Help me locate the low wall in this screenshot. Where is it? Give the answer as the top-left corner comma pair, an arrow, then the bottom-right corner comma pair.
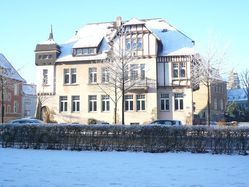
0,124 -> 249,155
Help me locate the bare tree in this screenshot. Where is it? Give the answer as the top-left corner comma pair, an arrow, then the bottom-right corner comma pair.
98,31 -> 145,124
192,41 -> 228,125
240,69 -> 249,109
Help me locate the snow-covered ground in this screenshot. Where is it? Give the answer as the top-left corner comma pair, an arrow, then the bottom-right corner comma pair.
0,148 -> 248,187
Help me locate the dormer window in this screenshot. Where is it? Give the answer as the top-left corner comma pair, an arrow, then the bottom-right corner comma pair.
73,48 -> 96,56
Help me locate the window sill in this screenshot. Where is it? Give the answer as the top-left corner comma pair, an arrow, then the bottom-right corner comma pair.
63,83 -> 79,86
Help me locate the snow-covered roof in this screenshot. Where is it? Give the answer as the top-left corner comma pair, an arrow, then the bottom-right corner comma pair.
56,23 -> 115,63
227,88 -> 248,102
23,84 -> 36,95
56,18 -> 195,62
39,38 -> 56,45
123,17 -> 145,26
145,19 -> 195,56
0,53 -> 25,82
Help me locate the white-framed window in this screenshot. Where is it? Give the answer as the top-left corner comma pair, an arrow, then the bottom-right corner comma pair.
126,37 -> 143,51
160,93 -> 170,111
174,93 -> 184,110
136,94 -> 145,111
59,96 -> 68,112
101,68 -> 109,83
101,95 -> 110,112
89,68 -> 97,84
64,69 -> 70,84
71,68 -> 77,84
89,95 -> 97,112
14,101 -> 18,113
64,68 -> 77,84
131,64 -> 139,81
126,39 -> 131,50
132,38 -> 137,50
172,62 -> 186,79
72,96 -> 80,112
125,95 -> 133,111
43,69 -> 48,85
137,38 -> 142,50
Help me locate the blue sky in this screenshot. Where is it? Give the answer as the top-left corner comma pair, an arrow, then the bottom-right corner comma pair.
0,0 -> 248,83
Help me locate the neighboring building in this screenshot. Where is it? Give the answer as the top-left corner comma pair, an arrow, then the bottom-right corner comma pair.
0,53 -> 25,123
22,83 -> 37,118
227,70 -> 240,89
193,81 -> 227,124
35,17 -> 196,125
227,88 -> 248,109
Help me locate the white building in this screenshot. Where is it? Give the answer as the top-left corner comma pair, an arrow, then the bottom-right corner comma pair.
22,83 -> 37,118
35,17 -> 196,125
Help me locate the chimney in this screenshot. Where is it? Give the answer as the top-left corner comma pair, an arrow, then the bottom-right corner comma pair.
115,16 -> 122,28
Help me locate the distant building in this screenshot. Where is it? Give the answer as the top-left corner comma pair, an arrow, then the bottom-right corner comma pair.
35,17 -> 197,125
227,88 -> 248,109
193,80 -> 227,124
227,70 -> 240,89
22,84 -> 37,118
0,53 -> 25,123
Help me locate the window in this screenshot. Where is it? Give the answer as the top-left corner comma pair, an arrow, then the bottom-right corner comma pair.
43,69 -> 48,85
89,68 -> 97,83
180,62 -> 186,78
59,96 -> 68,112
132,38 -> 137,50
14,84 -> 19,95
101,95 -> 110,112
126,39 -> 131,50
140,64 -> 145,80
83,48 -> 88,55
89,95 -> 97,112
125,95 -> 133,111
7,105 -> 11,114
76,48 -> 83,55
220,99 -> 224,110
174,93 -> 184,110
71,68 -> 77,84
64,69 -> 70,84
72,96 -> 80,112
137,38 -> 142,50
160,93 -> 170,111
102,68 -> 109,83
136,94 -> 145,111
64,68 -> 77,84
131,64 -> 139,80
172,62 -> 187,78
14,101 -> 18,113
89,48 -> 94,54
173,63 -> 178,78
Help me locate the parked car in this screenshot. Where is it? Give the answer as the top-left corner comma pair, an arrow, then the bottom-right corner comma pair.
7,118 -> 44,125
150,120 -> 182,126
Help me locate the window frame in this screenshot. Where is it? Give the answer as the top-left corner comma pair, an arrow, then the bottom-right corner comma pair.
101,95 -> 110,112
88,95 -> 97,112
125,95 -> 133,111
72,96 -> 80,112
160,93 -> 170,111
89,67 -> 97,84
136,94 -> 145,111
174,93 -> 184,111
43,69 -> 48,85
59,96 -> 68,112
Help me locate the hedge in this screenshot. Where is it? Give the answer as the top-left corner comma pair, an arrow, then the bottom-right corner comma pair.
0,124 -> 248,155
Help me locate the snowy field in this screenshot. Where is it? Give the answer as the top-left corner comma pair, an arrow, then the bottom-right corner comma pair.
0,148 -> 249,187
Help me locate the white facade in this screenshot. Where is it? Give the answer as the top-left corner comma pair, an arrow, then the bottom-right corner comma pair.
35,17 -> 195,125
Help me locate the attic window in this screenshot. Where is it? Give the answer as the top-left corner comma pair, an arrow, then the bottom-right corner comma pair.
74,48 -> 96,56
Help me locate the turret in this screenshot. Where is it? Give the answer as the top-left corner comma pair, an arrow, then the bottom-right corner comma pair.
35,25 -> 60,66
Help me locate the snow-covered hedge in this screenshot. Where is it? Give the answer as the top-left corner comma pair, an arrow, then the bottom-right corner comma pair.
0,124 -> 248,155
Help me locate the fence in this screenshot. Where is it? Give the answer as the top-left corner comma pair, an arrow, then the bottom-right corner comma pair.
0,124 -> 248,155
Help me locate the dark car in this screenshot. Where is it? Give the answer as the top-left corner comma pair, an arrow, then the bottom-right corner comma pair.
150,120 -> 182,126
7,118 -> 44,125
